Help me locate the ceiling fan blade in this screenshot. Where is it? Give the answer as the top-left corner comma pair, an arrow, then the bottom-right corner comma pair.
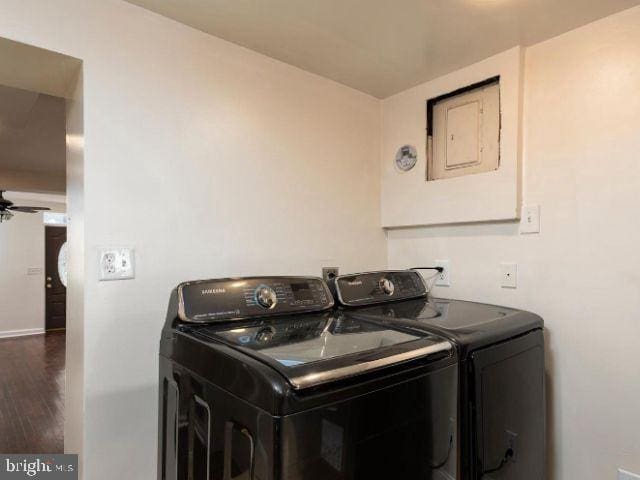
9,206 -> 51,211
9,207 -> 49,213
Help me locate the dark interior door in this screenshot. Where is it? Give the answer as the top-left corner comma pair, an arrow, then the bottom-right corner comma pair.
45,226 -> 67,331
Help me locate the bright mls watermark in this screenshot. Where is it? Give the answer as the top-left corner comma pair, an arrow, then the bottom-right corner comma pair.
0,455 -> 77,479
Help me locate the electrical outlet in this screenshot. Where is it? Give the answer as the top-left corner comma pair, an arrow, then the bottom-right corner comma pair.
434,260 -> 450,286
322,267 -> 339,282
520,204 -> 541,234
500,262 -> 517,288
99,248 -> 135,281
619,469 -> 640,480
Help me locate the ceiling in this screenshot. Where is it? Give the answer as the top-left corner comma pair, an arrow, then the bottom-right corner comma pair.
125,0 -> 640,98
0,84 -> 66,193
0,37 -> 81,99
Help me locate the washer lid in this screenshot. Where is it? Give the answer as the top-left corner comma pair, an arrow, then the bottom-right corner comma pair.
190,313 -> 452,390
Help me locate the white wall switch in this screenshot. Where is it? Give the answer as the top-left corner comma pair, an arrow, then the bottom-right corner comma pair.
435,260 -> 451,286
500,262 -> 517,288
99,247 -> 135,281
520,204 -> 541,234
619,469 -> 640,480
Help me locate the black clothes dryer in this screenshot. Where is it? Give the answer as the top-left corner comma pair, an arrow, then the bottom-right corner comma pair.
158,276 -> 459,480
330,270 -> 546,480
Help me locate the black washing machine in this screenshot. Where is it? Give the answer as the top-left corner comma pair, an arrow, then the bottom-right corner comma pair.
158,276 -> 459,480
330,270 -> 545,480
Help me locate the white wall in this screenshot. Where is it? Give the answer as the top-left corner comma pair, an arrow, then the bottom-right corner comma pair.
0,199 -> 65,336
381,47 -> 524,227
385,6 -> 640,479
0,1 -> 386,478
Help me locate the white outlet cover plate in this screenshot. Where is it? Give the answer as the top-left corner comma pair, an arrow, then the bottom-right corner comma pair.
500,262 -> 517,288
99,247 -> 135,281
434,260 -> 450,287
520,204 -> 541,234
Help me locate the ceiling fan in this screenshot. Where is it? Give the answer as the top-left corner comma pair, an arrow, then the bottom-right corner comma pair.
0,190 -> 51,222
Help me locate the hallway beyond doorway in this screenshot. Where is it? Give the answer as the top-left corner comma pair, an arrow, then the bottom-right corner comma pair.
0,331 -> 65,453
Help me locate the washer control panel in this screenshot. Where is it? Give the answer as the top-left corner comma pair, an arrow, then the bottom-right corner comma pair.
332,270 -> 427,307
177,276 -> 333,323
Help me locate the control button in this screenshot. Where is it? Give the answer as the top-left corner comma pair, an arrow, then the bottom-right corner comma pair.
379,278 -> 395,295
255,285 -> 278,309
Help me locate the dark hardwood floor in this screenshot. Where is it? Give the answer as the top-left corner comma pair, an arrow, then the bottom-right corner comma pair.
0,331 -> 65,453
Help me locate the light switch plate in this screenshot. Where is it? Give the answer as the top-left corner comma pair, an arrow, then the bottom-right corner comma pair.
619,469 -> 640,480
435,260 -> 451,286
520,205 -> 541,234
99,247 -> 135,281
500,262 -> 517,288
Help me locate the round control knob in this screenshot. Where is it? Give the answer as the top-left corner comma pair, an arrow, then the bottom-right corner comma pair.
255,285 -> 277,309
379,278 -> 395,295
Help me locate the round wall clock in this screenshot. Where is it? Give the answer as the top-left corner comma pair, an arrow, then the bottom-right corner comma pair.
395,145 -> 417,172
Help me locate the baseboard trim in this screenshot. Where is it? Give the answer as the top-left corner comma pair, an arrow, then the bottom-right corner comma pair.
0,328 -> 45,339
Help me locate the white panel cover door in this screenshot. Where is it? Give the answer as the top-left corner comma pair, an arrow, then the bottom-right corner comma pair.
430,82 -> 500,180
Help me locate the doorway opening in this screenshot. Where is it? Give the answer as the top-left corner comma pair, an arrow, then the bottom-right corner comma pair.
0,37 -> 83,457
0,191 -> 67,453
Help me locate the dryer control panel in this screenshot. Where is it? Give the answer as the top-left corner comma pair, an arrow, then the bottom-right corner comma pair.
177,276 -> 333,323
332,270 -> 427,307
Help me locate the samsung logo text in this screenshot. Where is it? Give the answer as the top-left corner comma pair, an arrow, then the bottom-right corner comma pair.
201,288 -> 226,295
